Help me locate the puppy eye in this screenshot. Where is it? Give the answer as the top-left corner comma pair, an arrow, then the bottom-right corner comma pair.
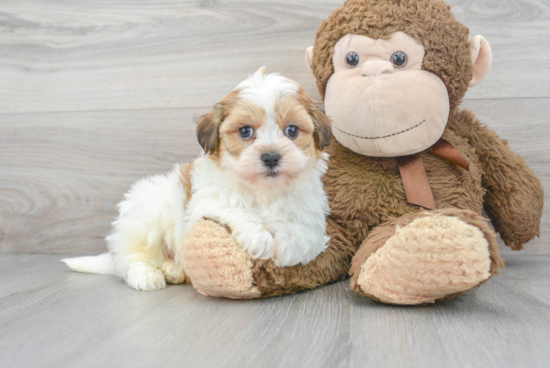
346,51 -> 360,68
391,51 -> 408,68
239,126 -> 254,140
285,125 -> 299,139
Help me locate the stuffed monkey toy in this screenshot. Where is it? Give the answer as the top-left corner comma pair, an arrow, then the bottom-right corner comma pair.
180,0 -> 544,304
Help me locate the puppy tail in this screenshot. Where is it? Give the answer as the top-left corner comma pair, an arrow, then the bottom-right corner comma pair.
61,252 -> 114,275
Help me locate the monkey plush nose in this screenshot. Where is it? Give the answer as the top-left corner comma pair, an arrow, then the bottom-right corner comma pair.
361,61 -> 394,76
262,152 -> 281,168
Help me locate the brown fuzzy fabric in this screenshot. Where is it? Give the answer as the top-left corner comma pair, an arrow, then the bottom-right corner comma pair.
447,110 -> 544,250
322,125 -> 486,246
311,0 -> 472,110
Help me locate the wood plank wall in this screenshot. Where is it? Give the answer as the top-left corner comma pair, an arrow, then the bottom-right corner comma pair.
1,0 -> 549,253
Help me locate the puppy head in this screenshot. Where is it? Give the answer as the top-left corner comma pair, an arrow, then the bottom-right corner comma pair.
196,68 -> 331,189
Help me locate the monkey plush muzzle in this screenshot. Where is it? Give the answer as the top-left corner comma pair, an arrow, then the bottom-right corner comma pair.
326,66 -> 450,157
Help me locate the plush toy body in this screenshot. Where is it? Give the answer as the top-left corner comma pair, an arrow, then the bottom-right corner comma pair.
181,0 -> 544,304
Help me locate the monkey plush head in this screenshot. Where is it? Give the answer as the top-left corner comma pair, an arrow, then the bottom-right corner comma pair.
305,0 -> 492,157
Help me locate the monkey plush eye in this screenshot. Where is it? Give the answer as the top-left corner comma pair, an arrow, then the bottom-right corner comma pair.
239,126 -> 254,139
285,125 -> 299,139
391,51 -> 408,68
346,51 -> 360,68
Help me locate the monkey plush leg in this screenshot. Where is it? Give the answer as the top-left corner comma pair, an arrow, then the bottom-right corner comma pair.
181,219 -> 356,299
350,209 -> 504,305
251,218 -> 356,297
448,110 -> 544,250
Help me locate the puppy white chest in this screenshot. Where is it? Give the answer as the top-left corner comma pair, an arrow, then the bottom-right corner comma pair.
184,155 -> 329,267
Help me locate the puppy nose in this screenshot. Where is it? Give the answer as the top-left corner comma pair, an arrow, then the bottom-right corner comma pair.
361,61 -> 393,76
261,152 -> 281,169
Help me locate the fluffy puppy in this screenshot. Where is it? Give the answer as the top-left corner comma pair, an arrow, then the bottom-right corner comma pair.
62,68 -> 332,291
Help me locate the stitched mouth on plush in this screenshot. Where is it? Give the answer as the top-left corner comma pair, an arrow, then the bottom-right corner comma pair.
333,119 -> 426,141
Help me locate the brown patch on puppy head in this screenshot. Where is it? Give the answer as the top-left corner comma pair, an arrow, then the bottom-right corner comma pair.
196,110 -> 220,155
274,94 -> 316,154
218,99 -> 266,157
311,0 -> 472,110
196,89 -> 242,156
296,88 -> 331,151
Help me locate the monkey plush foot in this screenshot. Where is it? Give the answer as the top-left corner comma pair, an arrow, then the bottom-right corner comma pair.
350,209 -> 504,305
181,220 -> 261,299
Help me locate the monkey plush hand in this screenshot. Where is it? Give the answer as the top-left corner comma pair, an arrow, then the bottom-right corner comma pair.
181,0 -> 543,304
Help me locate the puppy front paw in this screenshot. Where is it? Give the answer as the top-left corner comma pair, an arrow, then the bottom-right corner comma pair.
232,222 -> 274,260
273,230 -> 301,267
270,225 -> 329,268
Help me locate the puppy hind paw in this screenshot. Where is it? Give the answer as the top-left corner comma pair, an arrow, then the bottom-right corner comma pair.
161,261 -> 188,284
126,264 -> 167,291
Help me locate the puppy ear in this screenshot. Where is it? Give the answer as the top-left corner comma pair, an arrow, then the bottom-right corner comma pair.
196,108 -> 223,155
312,107 -> 332,151
196,89 -> 240,154
256,66 -> 268,76
297,88 -> 332,150
305,46 -> 314,69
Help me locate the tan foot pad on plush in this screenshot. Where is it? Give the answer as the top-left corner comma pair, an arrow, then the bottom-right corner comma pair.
182,220 -> 261,299
358,214 -> 492,305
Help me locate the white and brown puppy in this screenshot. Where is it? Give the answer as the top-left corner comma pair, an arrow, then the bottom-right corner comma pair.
62,68 -> 332,291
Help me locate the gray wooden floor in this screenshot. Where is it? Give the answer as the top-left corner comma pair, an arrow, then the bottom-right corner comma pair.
1,248 -> 550,368
1,0 -> 550,367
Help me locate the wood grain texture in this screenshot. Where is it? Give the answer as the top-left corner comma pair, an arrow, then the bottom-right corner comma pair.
1,0 -> 548,253
0,254 -> 352,368
1,0 -> 549,115
1,249 -> 549,368
0,108 -> 203,253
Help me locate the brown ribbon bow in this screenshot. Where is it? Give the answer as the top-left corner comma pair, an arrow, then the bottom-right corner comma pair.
396,139 -> 473,210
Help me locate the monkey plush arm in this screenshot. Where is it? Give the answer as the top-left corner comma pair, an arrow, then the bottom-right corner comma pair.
448,110 -> 544,250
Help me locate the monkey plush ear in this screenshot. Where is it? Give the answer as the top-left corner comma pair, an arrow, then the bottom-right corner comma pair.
305,46 -> 314,69
469,35 -> 492,87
